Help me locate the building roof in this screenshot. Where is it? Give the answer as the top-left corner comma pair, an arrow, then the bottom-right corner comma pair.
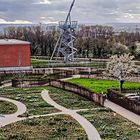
0,39 -> 30,45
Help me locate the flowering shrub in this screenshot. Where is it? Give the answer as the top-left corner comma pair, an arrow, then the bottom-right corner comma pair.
106,53 -> 136,92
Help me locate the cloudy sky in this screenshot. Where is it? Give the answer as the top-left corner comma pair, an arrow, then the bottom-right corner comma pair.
0,0 -> 140,24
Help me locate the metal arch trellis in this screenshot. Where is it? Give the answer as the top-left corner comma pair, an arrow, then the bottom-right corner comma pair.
50,0 -> 77,63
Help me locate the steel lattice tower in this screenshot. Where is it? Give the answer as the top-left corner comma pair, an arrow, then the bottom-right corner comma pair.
50,0 -> 77,63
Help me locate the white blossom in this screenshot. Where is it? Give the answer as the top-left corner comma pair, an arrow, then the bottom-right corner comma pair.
135,42 -> 140,56
107,53 -> 136,81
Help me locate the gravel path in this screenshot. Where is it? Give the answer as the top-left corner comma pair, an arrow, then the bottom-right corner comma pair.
0,97 -> 27,127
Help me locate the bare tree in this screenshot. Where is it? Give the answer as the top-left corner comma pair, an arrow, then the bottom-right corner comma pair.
112,42 -> 129,55
1,25 -> 140,60
135,42 -> 140,60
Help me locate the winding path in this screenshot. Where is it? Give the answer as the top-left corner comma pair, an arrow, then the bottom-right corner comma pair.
0,97 -> 27,127
0,90 -> 101,140
41,90 -> 101,140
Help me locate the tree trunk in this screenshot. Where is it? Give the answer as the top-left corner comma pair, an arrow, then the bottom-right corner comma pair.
0,77 -> 2,86
119,79 -> 124,93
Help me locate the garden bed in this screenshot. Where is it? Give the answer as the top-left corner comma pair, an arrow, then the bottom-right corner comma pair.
0,87 -> 59,116
48,79 -> 105,105
79,109 -> 140,140
0,115 -> 88,139
46,86 -> 100,109
0,100 -> 17,114
47,86 -> 140,139
1,85 -> 140,139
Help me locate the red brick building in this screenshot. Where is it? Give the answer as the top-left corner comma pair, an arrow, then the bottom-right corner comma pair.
0,39 -> 31,71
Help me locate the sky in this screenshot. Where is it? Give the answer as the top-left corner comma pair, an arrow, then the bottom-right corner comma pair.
0,0 -> 140,24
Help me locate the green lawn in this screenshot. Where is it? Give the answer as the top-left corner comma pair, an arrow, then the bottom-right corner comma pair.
31,59 -> 48,68
0,101 -> 17,114
0,115 -> 88,140
68,78 -> 140,94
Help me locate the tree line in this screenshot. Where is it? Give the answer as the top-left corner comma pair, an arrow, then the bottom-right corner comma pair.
0,25 -> 140,60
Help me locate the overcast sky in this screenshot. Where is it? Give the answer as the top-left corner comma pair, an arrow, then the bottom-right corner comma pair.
0,0 -> 140,24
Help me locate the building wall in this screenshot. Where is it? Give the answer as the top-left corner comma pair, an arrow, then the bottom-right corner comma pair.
0,44 -> 31,68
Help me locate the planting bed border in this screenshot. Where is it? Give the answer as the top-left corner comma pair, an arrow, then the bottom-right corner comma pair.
107,89 -> 140,115
48,79 -> 105,106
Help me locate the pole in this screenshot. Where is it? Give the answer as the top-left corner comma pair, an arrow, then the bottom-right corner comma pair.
65,0 -> 76,24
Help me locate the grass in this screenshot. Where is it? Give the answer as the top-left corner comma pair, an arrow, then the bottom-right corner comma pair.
0,115 -> 88,140
0,86 -> 140,139
68,78 -> 140,94
0,87 -> 58,116
31,59 -> 106,68
31,58 -> 140,69
46,86 -> 100,109
0,75 -> 13,82
0,100 -> 17,114
79,109 -> 140,140
44,87 -> 140,139
31,59 -> 48,68
0,85 -> 99,116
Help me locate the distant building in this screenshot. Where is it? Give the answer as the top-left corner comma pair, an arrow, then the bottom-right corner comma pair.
40,24 -> 59,33
0,39 -> 31,71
